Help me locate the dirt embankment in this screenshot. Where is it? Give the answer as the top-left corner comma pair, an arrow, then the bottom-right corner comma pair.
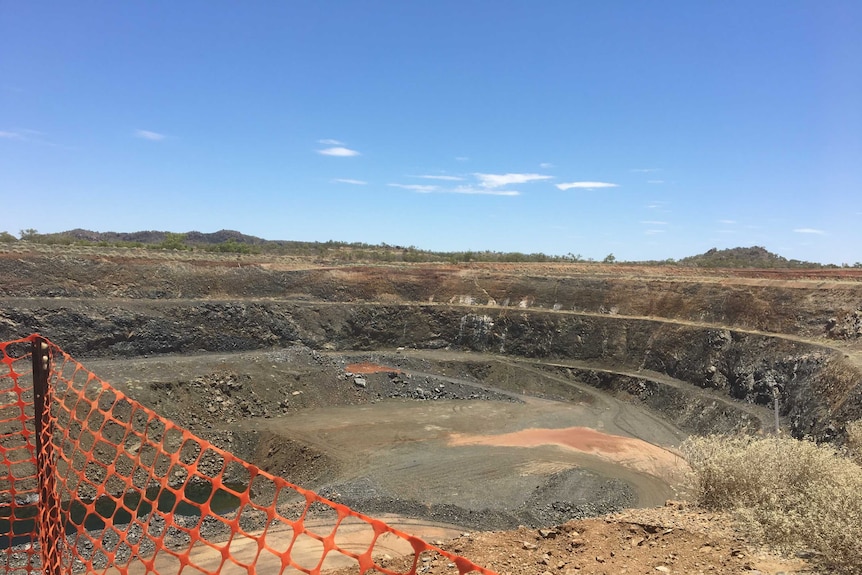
3,247 -> 862,338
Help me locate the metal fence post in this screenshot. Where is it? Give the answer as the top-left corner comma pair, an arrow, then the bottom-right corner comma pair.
32,336 -> 62,575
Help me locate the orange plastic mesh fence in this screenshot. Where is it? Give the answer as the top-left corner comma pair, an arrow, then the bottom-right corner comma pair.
1,335 -> 496,575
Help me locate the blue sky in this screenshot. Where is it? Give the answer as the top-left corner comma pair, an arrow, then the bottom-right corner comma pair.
2,2 -> 860,263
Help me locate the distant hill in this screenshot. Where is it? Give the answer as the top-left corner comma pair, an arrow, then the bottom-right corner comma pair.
9,229 -> 575,263
50,228 -> 268,246
6,230 -> 835,268
678,246 -> 814,268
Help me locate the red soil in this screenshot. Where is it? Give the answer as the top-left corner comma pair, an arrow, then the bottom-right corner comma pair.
346,362 -> 402,374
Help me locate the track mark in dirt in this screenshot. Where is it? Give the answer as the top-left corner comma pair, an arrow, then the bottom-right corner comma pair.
449,426 -> 688,480
515,460 -> 578,476
346,362 -> 402,374
108,515 -> 464,575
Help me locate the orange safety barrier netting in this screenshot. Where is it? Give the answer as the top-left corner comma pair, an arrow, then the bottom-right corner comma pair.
1,335 -> 496,575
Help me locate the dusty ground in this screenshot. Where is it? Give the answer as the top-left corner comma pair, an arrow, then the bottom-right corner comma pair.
365,504 -> 815,575
110,506 -> 814,575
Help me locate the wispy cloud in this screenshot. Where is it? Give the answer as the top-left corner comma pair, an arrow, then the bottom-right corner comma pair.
793,228 -> 827,235
455,156 -> 469,162
540,162 -> 554,168
390,182 -> 520,196
389,183 -> 439,193
452,186 -> 520,196
647,180 -> 665,184
631,168 -> 661,173
1,128 -> 63,147
718,219 -> 736,224
318,138 -> 345,145
318,146 -> 360,157
412,174 -> 464,181
135,129 -> 166,141
475,173 -> 552,188
641,220 -> 667,225
333,178 -> 367,185
556,181 -> 618,191
645,229 -> 665,235
0,130 -> 25,140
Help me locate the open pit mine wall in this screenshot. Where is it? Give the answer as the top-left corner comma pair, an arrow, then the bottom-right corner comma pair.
1,300 -> 859,441
3,252 -> 862,341
334,305 -> 860,440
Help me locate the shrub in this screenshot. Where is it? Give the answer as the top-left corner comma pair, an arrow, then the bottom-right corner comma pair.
682,435 -> 862,573
152,232 -> 190,251
847,419 -> 862,466
204,239 -> 260,254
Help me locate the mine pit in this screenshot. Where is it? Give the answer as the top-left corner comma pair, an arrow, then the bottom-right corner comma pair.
3,247 -> 862,573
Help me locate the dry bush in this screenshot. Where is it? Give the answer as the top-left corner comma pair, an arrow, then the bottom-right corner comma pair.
847,419 -> 862,466
813,359 -> 862,412
682,435 -> 862,574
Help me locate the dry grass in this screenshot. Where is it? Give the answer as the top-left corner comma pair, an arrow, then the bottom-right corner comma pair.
847,419 -> 862,466
682,435 -> 862,574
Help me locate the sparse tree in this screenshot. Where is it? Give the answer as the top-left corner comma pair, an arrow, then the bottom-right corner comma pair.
603,253 -> 616,264
158,232 -> 188,250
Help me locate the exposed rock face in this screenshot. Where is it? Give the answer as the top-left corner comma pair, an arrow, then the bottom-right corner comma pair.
2,299 -> 860,440
4,248 -> 862,341
1,301 -> 301,355
2,247 -> 861,442
827,309 -> 862,340
336,306 -> 860,440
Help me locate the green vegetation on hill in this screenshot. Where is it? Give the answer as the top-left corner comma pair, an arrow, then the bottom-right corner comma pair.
4,229 -> 856,268
3,229 -> 582,263
675,245 -> 862,269
680,246 -> 791,268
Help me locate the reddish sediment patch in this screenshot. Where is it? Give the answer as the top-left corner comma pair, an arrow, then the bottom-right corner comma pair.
346,362 -> 402,374
449,426 -> 687,480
